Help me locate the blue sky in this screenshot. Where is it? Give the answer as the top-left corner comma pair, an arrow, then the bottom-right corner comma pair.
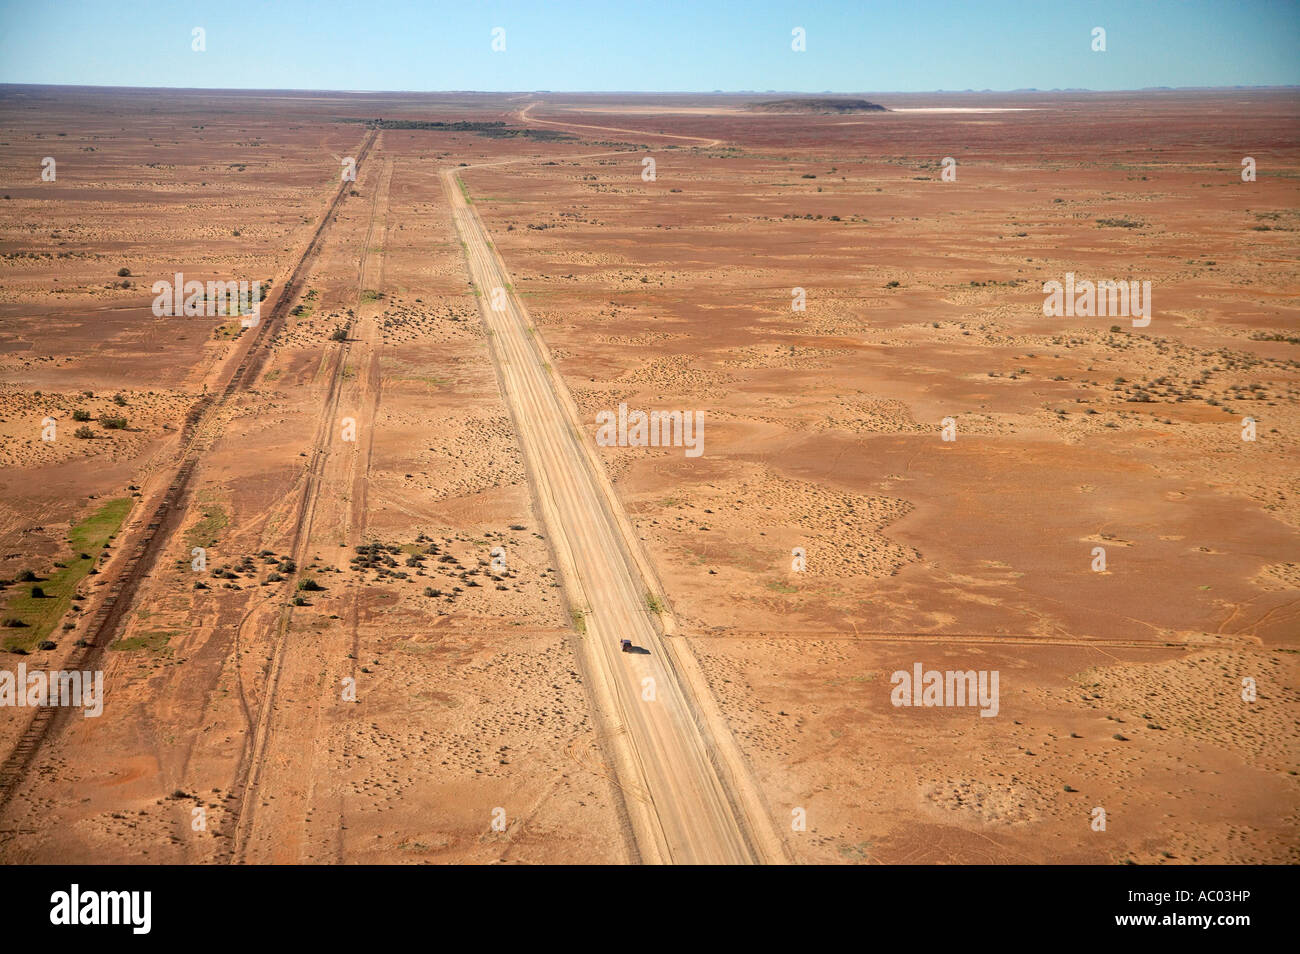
1,0 -> 1296,92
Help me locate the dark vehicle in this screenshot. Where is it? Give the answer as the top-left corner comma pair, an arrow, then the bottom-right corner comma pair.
620,638 -> 632,653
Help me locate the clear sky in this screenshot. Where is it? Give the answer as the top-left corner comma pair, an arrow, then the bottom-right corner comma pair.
1,0 -> 1296,93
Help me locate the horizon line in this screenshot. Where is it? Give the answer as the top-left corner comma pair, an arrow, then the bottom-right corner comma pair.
3,82 -> 1299,97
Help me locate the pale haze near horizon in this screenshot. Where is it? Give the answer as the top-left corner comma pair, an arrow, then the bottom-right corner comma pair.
1,0 -> 1298,93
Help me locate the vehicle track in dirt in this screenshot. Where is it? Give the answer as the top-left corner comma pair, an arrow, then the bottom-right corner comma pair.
226,152 -> 391,864
518,102 -> 724,148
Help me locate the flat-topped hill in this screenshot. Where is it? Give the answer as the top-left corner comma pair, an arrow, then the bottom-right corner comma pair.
746,98 -> 887,113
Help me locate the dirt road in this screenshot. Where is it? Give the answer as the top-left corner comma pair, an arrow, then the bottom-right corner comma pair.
442,167 -> 784,865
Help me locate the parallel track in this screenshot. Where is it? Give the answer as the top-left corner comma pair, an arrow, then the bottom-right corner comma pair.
227,152 -> 390,863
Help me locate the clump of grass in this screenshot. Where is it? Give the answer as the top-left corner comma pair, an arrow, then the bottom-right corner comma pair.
185,497 -> 228,551
112,630 -> 175,654
1,498 -> 131,651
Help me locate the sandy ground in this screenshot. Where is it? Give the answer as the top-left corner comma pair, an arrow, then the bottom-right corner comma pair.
0,86 -> 1296,864
0,90 -> 627,863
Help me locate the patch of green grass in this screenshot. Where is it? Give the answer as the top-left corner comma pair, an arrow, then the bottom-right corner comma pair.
185,498 -> 228,551
455,177 -> 472,203
767,581 -> 798,594
412,374 -> 448,387
570,608 -> 587,634
112,629 -> 176,654
213,319 -> 246,340
1,497 -> 132,651
644,591 -> 664,615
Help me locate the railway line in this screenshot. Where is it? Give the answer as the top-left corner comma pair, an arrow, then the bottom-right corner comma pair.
0,129 -> 379,821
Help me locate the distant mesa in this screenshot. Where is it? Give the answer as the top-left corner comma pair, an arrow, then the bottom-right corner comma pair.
747,98 -> 888,114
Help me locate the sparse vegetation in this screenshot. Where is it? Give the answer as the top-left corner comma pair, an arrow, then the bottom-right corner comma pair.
1,498 -> 131,651
1095,217 -> 1145,229
112,630 -> 174,653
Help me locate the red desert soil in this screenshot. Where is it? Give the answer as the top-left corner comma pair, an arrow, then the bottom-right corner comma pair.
0,86 -> 1296,864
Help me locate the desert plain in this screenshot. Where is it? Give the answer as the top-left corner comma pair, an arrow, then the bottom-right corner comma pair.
0,85 -> 1296,864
